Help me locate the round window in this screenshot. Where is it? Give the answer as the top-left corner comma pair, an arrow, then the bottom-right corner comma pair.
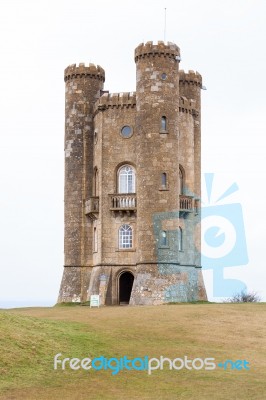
161,73 -> 167,80
121,125 -> 133,138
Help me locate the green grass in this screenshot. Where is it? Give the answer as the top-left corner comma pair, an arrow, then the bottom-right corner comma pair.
0,303 -> 265,399
54,301 -> 90,307
166,300 -> 213,304
0,312 -> 111,391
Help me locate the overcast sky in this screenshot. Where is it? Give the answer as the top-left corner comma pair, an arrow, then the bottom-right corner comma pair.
0,0 -> 265,306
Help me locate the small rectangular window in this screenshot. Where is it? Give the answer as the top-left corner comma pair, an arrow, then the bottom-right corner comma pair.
162,173 -> 167,188
161,116 -> 167,131
94,227 -> 98,252
160,116 -> 168,133
178,227 -> 183,251
161,231 -> 167,246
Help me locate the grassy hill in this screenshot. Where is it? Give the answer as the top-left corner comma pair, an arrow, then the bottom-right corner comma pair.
0,303 -> 265,400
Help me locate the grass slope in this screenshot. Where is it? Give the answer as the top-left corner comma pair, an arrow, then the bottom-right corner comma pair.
0,303 -> 265,400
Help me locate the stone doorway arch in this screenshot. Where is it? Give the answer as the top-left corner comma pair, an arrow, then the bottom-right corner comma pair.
118,271 -> 134,305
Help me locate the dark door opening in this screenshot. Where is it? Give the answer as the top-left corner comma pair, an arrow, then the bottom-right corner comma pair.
119,272 -> 134,305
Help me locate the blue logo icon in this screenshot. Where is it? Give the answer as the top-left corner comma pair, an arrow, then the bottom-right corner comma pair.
200,173 -> 249,296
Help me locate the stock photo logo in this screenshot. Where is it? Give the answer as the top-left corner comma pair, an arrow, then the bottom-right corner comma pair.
200,173 -> 249,296
152,173 -> 249,299
53,354 -> 250,375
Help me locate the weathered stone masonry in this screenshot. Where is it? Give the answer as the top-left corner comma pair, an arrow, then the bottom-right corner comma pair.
58,41 -> 207,305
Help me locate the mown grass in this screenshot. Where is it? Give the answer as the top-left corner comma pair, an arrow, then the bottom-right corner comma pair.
0,312 -> 112,392
0,303 -> 265,400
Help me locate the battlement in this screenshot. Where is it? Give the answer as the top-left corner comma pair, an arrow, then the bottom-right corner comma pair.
64,63 -> 105,82
135,41 -> 180,62
94,92 -> 136,113
179,96 -> 198,116
179,70 -> 202,87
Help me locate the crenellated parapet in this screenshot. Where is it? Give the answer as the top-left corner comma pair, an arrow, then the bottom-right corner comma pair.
135,41 -> 180,62
64,63 -> 105,82
94,92 -> 196,115
94,92 -> 136,113
179,70 -> 202,87
179,96 -> 198,116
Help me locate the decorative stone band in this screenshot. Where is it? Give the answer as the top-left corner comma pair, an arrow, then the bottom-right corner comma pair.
64,63 -> 105,82
94,92 -> 136,113
63,263 -> 202,267
179,69 -> 202,87
135,41 -> 180,62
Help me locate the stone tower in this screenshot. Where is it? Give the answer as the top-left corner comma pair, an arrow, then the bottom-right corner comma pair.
58,41 -> 207,305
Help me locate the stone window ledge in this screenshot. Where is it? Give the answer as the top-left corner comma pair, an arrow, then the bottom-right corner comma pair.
116,248 -> 136,252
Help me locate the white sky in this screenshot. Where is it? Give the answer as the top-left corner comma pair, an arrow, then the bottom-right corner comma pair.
0,0 -> 265,306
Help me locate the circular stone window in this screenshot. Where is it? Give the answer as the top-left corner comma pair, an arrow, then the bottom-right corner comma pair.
161,73 -> 167,80
121,125 -> 133,138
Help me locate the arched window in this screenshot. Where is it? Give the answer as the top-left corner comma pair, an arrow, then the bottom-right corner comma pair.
161,116 -> 167,131
119,224 -> 133,249
161,172 -> 167,188
178,227 -> 183,251
179,166 -> 184,195
118,165 -> 135,193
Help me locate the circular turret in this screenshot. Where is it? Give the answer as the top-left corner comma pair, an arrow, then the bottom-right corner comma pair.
135,41 -> 180,62
64,63 -> 105,82
135,41 -> 180,263
179,70 -> 202,112
179,70 -> 202,207
179,70 -> 202,86
64,62 -> 105,271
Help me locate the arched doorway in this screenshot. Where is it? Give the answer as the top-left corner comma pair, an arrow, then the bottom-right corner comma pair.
119,271 -> 134,305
